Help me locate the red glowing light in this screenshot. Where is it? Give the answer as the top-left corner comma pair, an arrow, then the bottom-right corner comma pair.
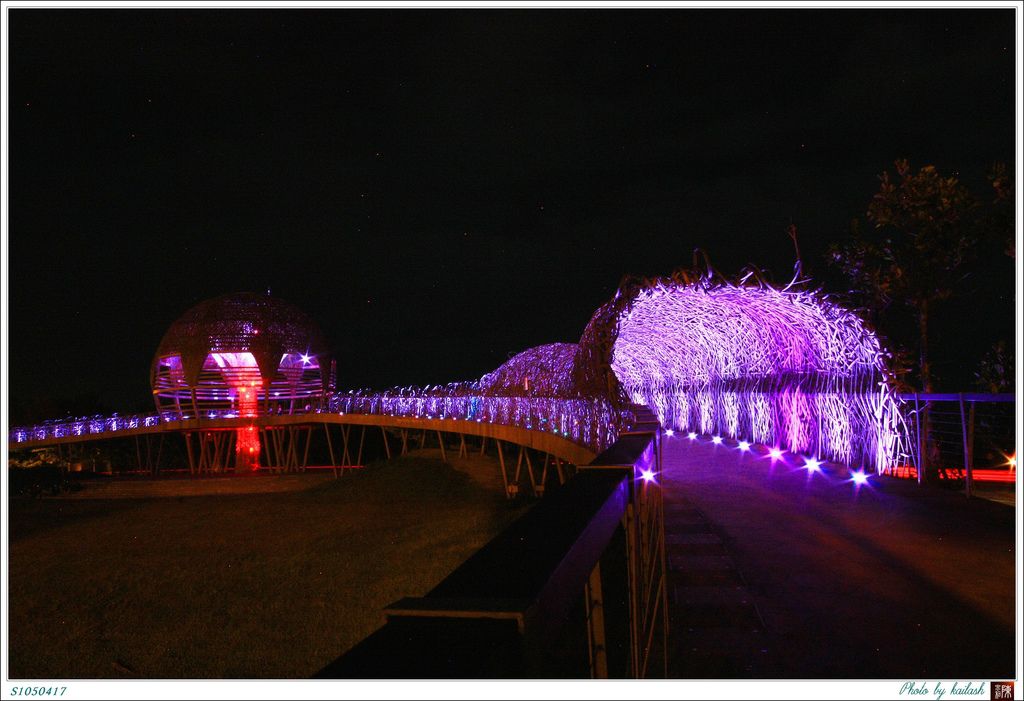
233,381 -> 261,469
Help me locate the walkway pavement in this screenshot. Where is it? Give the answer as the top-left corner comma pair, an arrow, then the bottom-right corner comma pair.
661,436 -> 1016,679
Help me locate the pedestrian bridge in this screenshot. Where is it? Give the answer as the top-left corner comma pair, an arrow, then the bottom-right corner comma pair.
10,264 -> 905,478
8,264 -> 916,678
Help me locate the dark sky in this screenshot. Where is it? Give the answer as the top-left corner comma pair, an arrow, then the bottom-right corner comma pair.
7,8 -> 1017,422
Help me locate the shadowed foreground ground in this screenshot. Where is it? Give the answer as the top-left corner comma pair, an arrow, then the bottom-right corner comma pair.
8,452 -> 523,679
662,436 -> 1017,678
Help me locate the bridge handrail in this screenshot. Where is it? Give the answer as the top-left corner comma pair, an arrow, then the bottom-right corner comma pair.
9,393 -> 627,454
8,412 -> 165,444
315,430 -> 658,678
330,393 -> 622,453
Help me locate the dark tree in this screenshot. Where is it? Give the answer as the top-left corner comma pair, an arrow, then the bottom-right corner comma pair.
829,160 -> 1013,477
828,159 -> 976,393
984,161 -> 1016,260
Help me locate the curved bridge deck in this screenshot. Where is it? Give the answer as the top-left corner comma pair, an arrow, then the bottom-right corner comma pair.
659,434 -> 1015,678
8,411 -> 598,466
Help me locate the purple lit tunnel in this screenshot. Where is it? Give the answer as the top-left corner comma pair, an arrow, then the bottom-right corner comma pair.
601,274 -> 904,472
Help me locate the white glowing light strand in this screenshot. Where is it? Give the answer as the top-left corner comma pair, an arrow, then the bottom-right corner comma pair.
607,278 -> 905,472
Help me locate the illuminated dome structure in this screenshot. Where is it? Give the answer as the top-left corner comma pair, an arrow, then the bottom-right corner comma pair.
479,343 -> 585,397
151,292 -> 334,466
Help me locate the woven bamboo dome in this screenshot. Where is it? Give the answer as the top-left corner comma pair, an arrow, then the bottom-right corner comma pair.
478,343 -> 583,397
151,292 -> 333,418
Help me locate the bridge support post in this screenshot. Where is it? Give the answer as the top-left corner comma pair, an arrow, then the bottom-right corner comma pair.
342,426 -> 352,466
324,424 -> 338,477
288,428 -> 299,471
380,427 -> 392,460
538,454 -> 550,496
437,431 -> 447,464
357,426 -> 366,466
914,393 -> 924,485
200,432 -> 214,474
625,468 -> 669,679
221,431 -> 234,472
495,440 -> 511,498
967,401 -> 975,475
959,393 -> 972,498
259,428 -> 271,471
213,431 -> 226,472
184,432 -> 196,475
203,432 -> 214,473
263,428 -> 276,471
585,561 -> 608,678
302,426 -> 313,471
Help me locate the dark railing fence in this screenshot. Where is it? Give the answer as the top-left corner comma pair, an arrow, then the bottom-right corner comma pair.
894,393 -> 1016,497
315,409 -> 668,679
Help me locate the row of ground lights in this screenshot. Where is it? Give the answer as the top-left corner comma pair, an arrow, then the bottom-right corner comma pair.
663,428 -> 872,486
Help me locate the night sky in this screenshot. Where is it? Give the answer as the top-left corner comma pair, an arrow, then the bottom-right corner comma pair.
8,9 -> 1017,423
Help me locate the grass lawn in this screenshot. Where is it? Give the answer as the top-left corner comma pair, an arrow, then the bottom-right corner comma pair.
8,453 -> 525,678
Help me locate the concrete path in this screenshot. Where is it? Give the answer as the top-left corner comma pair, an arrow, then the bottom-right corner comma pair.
661,435 -> 1016,679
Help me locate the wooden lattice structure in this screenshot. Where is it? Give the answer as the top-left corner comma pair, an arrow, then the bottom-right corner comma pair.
151,292 -> 334,419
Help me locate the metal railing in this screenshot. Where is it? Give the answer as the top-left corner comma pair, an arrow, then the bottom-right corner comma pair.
315,410 -> 668,678
8,413 -> 163,443
330,393 -> 623,454
894,393 -> 1016,497
10,393 -> 625,456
